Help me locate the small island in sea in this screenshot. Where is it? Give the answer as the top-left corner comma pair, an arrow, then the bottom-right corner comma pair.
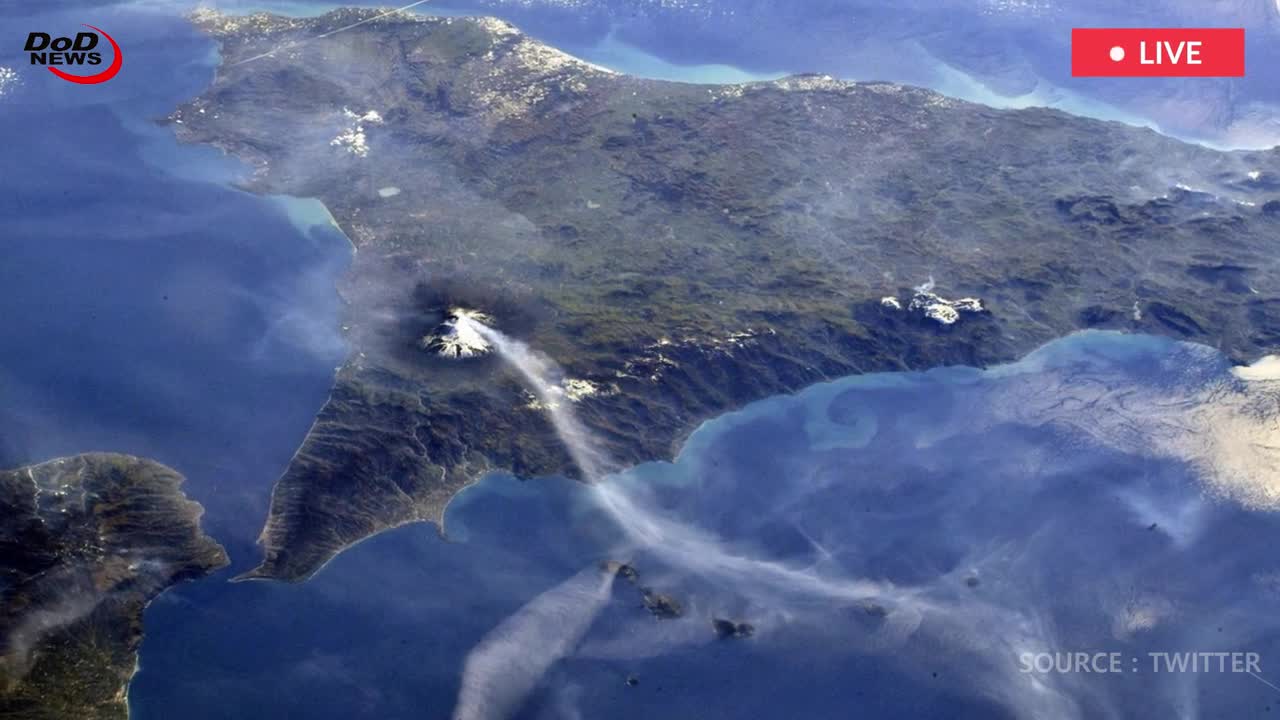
0,454 -> 227,719
171,7 -> 1280,582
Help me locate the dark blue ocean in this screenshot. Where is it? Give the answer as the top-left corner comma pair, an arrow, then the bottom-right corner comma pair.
4,3 -> 1280,720
123,328 -> 1280,720
0,6 -> 350,554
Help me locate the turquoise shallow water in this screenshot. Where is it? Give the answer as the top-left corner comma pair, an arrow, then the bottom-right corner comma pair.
0,5 -> 350,558
4,3 -> 1280,718
133,331 -> 1280,719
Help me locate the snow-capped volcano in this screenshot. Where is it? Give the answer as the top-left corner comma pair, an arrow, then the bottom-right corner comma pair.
423,308 -> 494,358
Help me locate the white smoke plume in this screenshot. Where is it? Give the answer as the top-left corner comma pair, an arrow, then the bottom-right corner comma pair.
451,564 -> 617,720
463,317 -> 891,603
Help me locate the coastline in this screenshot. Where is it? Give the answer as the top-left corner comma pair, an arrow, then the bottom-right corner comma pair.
167,4 -> 1280,584
127,326 -> 1280,719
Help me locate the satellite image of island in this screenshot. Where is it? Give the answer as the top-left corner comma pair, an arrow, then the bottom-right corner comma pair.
3,1 -> 1280,719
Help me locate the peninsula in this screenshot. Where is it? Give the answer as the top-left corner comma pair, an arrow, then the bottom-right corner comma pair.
173,8 -> 1280,581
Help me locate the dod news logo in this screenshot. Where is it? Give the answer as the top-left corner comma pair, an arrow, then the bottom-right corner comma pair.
23,24 -> 122,84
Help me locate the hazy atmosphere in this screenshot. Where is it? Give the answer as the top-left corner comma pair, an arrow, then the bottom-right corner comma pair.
2,1 -> 1279,718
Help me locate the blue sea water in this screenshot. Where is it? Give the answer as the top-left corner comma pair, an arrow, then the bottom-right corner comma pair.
0,4 -> 349,556
130,330 -> 1280,719
4,3 -> 1280,720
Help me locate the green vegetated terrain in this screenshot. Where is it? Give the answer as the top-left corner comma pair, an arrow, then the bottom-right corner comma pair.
173,8 -> 1280,581
0,454 -> 227,719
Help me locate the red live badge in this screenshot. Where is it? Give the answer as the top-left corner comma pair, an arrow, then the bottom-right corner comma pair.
1071,28 -> 1244,77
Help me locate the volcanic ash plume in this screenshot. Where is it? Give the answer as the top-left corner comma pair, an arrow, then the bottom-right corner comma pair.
458,315 -> 888,603
458,316 -> 610,478
451,565 -> 617,720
